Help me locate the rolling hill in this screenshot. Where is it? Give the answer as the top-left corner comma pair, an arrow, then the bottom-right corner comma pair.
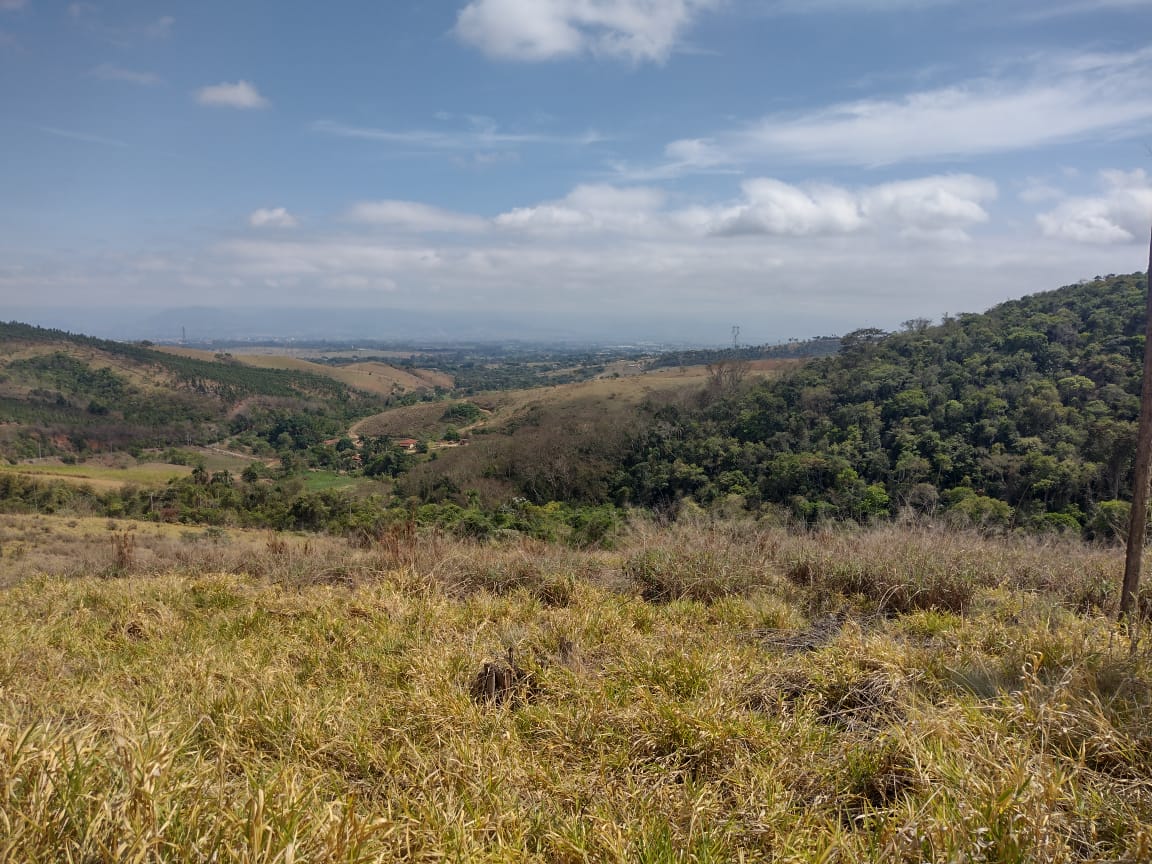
0,321 -> 385,459
154,346 -> 452,395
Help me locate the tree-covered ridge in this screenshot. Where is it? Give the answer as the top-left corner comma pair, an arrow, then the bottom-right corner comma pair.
645,335 -> 842,370
618,274 -> 1147,535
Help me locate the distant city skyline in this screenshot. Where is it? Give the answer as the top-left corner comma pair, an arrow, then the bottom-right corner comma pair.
2,0 -> 1151,341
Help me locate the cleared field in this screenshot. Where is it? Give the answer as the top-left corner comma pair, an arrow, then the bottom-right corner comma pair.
184,447 -> 267,472
0,459 -> 192,490
300,469 -> 381,493
0,517 -> 1149,860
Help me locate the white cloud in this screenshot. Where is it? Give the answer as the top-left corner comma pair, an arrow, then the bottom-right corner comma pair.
249,208 -> 299,229
0,0 -> 27,11
677,174 -> 995,239
454,0 -> 720,63
652,48 -> 1152,169
195,80 -> 268,110
863,175 -> 995,233
496,184 -> 666,232
314,119 -> 604,151
347,201 -> 487,233
1037,169 -> 1152,244
685,180 -> 865,237
488,175 -> 994,240
90,63 -> 162,86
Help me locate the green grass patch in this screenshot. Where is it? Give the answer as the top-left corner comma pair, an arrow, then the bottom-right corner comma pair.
299,470 -> 377,492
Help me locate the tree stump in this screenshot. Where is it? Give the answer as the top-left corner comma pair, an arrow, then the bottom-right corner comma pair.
470,647 -> 531,706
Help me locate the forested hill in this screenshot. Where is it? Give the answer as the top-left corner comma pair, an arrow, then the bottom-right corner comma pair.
618,273 -> 1148,536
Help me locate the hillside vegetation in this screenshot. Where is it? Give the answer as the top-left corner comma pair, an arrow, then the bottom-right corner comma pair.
360,363 -> 796,507
0,321 -> 384,459
155,346 -> 453,396
610,274 -> 1150,537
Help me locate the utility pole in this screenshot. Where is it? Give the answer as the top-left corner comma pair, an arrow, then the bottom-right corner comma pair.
1121,218 -> 1152,619
731,325 -> 740,351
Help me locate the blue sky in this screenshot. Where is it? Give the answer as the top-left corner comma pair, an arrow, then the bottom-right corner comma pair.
2,0 -> 1152,342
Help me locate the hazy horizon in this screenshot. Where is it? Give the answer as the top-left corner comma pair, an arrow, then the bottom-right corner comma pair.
2,0 -> 1151,335
1,301 -> 902,346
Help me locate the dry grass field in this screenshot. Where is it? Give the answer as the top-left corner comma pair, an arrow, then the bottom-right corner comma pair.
1,514 -> 1150,861
0,449 -> 259,492
0,460 -> 194,491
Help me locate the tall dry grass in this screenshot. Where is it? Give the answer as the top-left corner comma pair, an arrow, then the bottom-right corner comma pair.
0,513 -> 1150,860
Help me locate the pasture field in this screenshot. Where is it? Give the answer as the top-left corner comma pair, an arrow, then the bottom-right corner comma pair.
0,459 -> 193,490
0,449 -> 260,491
0,515 -> 1149,861
299,470 -> 382,493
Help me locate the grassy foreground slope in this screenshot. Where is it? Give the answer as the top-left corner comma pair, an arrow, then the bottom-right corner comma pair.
1,515 -> 1150,861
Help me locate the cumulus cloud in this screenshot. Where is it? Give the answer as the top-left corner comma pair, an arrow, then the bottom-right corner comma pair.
1037,169 -> 1152,244
651,48 -> 1152,169
685,180 -> 865,237
454,0 -> 720,63
249,208 -> 298,229
863,175 -> 996,234
496,184 -> 666,232
491,175 -> 994,241
195,80 -> 268,109
682,175 -> 995,239
347,200 -> 487,233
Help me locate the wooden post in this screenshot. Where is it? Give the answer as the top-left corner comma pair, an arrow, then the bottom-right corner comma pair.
1120,220 -> 1152,619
